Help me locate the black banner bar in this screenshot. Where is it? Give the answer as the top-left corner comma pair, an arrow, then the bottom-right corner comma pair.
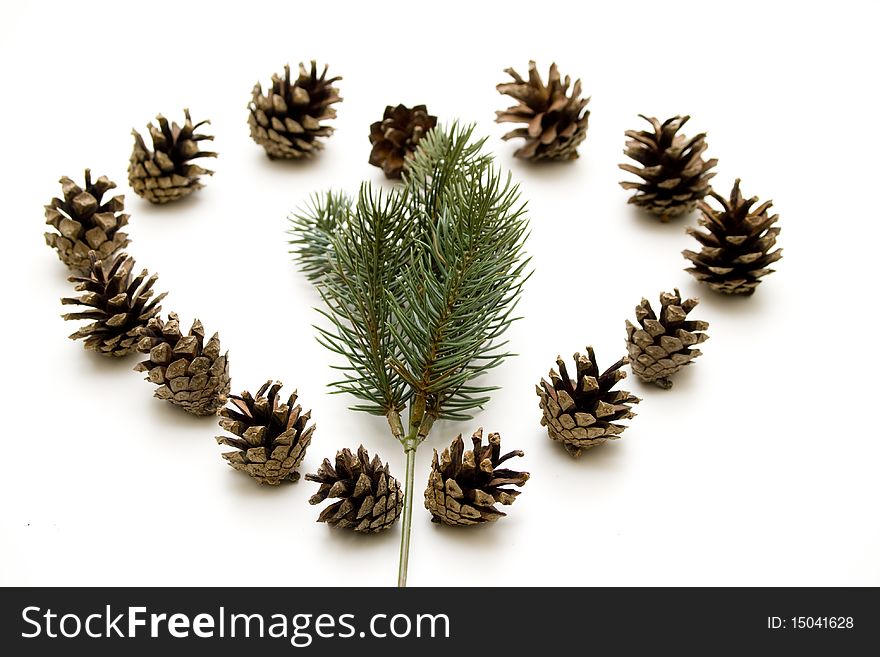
1,587 -> 876,655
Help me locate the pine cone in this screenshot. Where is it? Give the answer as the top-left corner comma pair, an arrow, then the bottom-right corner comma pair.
625,290 -> 709,389
425,429 -> 529,527
619,115 -> 717,221
128,109 -> 216,204
495,61 -> 590,161
216,381 -> 315,485
536,348 -> 640,457
305,446 -> 402,533
683,179 -> 782,295
61,251 -> 167,357
248,62 -> 342,160
135,312 -> 230,416
368,104 -> 437,178
44,170 -> 130,272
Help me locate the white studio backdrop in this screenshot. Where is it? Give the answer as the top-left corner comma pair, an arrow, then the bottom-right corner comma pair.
1,0 -> 878,586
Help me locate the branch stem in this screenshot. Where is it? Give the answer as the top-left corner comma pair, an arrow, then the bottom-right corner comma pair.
397,432 -> 418,588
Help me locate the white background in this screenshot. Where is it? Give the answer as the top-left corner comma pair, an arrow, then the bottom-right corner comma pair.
1,0 -> 878,587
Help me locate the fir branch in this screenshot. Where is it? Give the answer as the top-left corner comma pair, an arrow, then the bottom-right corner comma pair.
289,123 -> 532,586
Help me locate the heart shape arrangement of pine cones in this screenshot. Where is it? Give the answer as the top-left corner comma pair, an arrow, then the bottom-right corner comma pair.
43,54 -> 783,588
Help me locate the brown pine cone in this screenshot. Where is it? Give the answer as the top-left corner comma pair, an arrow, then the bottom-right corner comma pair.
537,348 -> 640,457
496,61 -> 590,161
306,446 -> 403,533
248,61 -> 342,160
216,381 -> 315,485
135,312 -> 230,416
683,179 -> 782,295
128,109 -> 217,204
62,251 -> 166,357
44,170 -> 130,272
619,115 -> 717,221
368,104 -> 437,178
424,429 -> 529,526
625,289 -> 709,389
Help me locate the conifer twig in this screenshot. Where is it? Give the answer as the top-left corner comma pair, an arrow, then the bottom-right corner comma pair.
290,123 -> 530,586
